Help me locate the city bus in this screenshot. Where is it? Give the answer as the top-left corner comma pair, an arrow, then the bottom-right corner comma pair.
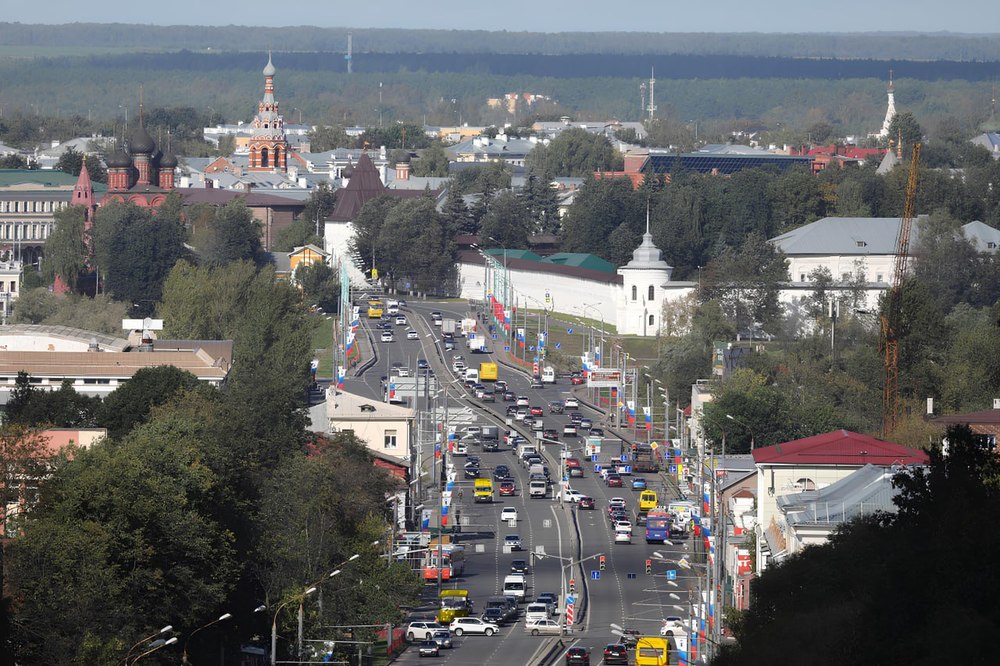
645,508 -> 671,544
436,589 -> 471,624
423,545 -> 466,581
635,636 -> 670,666
367,299 -> 384,318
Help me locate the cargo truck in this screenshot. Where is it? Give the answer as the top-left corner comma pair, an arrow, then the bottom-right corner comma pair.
479,362 -> 498,381
461,318 -> 477,337
481,425 -> 500,442
633,444 -> 661,473
474,478 -> 494,503
442,319 -> 457,335
468,336 -> 487,353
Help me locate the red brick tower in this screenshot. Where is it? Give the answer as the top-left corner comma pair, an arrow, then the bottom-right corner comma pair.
248,52 -> 288,172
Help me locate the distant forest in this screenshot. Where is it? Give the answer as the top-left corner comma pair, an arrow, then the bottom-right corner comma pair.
2,23 -> 1000,61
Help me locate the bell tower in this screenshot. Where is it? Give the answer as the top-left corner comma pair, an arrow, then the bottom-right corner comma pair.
248,52 -> 289,172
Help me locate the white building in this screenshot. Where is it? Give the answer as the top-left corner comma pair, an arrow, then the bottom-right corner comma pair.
326,387 -> 415,463
616,221 -> 695,337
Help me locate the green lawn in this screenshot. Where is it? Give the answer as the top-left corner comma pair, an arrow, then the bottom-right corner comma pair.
310,314 -> 336,379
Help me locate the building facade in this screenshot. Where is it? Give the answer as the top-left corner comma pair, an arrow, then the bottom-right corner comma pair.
247,53 -> 289,173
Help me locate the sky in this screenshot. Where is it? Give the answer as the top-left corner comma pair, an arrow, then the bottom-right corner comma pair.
5,0 -> 999,33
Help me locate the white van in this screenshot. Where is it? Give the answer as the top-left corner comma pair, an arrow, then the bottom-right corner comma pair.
529,479 -> 548,498
386,300 -> 400,315
525,603 -> 549,624
503,575 -> 527,602
464,368 -> 479,383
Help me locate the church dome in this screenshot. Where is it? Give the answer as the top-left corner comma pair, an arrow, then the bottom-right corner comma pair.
160,152 -> 178,169
263,52 -> 276,76
129,125 -> 156,155
342,164 -> 354,178
624,231 -> 671,271
105,149 -> 132,169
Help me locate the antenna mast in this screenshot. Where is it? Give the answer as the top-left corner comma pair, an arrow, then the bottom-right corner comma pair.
646,67 -> 657,120
346,33 -> 353,74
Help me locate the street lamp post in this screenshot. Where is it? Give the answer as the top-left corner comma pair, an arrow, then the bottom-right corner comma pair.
123,624 -> 173,665
534,551 -> 604,634
182,613 -> 232,665
271,588 -> 316,666
130,637 -> 178,665
724,413 -> 755,452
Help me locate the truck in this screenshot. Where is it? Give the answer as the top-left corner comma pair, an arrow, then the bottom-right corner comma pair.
467,335 -> 487,353
516,443 -> 538,460
442,319 -> 457,335
461,318 -> 477,337
541,366 -> 556,383
479,362 -> 498,381
633,443 -> 661,473
474,478 -> 494,503
481,425 -> 500,443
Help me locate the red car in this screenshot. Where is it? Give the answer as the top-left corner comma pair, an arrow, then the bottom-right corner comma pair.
570,376 -> 585,385
499,481 -> 516,496
606,474 -> 623,488
564,457 -> 581,469
578,496 -> 595,510
530,406 -> 544,416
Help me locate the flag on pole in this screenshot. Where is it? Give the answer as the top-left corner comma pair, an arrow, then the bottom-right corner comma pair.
336,365 -> 346,390
643,406 -> 652,431
626,400 -> 636,427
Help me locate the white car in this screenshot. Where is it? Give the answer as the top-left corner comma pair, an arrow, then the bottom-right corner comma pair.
516,396 -> 530,407
500,507 -> 518,522
525,618 -> 563,636
609,497 -> 627,509
614,530 -> 632,544
380,331 -> 394,343
503,534 -> 523,550
406,329 -> 419,340
564,397 -> 579,408
395,315 -> 407,325
560,488 -> 585,503
449,617 -> 499,637
614,520 -> 632,532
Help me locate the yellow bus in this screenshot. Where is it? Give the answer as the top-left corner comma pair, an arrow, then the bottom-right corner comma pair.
639,490 -> 658,514
635,636 -> 669,666
367,299 -> 384,318
436,589 -> 471,624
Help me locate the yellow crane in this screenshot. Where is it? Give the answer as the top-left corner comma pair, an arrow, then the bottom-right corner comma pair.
881,143 -> 921,438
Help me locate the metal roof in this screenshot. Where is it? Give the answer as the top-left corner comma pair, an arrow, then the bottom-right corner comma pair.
776,464 -> 903,527
643,150 -> 811,175
770,216 -> 998,256
752,429 -> 928,467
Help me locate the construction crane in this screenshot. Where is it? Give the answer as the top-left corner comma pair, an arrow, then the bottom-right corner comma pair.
881,142 -> 921,438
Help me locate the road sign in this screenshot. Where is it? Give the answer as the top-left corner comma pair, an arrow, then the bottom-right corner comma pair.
405,282 -> 411,289
565,594 -> 575,626
555,342 -> 561,349
567,328 -> 574,334
620,454 -> 628,462
627,573 -> 637,579
650,441 -> 659,450
669,464 -> 678,474
667,570 -> 677,581
591,570 -> 600,580
504,346 -> 511,352
594,464 -> 603,473
621,465 -> 632,474
591,454 -> 599,463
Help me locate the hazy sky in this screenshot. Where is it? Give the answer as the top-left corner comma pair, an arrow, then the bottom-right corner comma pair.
5,0 -> 999,33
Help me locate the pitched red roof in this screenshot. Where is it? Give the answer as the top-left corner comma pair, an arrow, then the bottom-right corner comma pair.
932,408 -> 1000,425
752,429 -> 928,467
329,151 -> 387,221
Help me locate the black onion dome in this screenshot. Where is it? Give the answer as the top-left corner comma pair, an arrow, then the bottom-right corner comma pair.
129,125 -> 156,154
160,152 -> 178,168
105,149 -> 132,168
342,164 -> 354,178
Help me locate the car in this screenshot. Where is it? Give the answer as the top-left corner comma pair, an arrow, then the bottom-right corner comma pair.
444,339 -> 456,350
381,331 -> 394,342
499,480 -> 516,496
500,506 -> 519,522
619,628 -> 642,648
529,378 -> 544,389
495,380 -> 508,391
632,477 -> 648,490
481,607 -> 508,626
609,497 -> 627,510
564,397 -> 580,408
429,630 -> 453,649
606,474 -> 623,487
516,396 -> 530,407
483,439 -> 499,451
467,455 -> 481,466
565,646 -> 591,665
393,367 -> 411,378
578,496 -> 596,510
609,509 -> 629,524
579,418 -> 593,430
449,617 -> 499,637
464,466 -> 480,479
406,329 -> 419,340
536,592 -> 558,612
614,520 -> 632,532
549,401 -> 565,414
522,415 -> 535,428
588,427 -> 605,437
395,315 -> 407,325
407,621 -> 444,641
480,391 -> 496,402
560,488 -> 584,503
515,409 -> 528,422
495,464 -> 510,477
564,457 -> 581,469
431,311 -> 442,318
417,358 -> 429,369
562,424 -> 578,437
418,640 -> 440,657
510,559 -> 530,575
569,466 -> 584,478
503,534 -> 522,550
569,412 -> 584,425
526,618 -> 562,636
503,391 -> 516,401
603,644 -> 629,665
529,406 -> 544,416
570,375 -> 586,385
542,428 -> 560,440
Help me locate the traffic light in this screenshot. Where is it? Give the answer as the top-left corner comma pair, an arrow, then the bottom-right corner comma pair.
569,578 -> 576,594
645,559 -> 652,575
599,555 -> 606,571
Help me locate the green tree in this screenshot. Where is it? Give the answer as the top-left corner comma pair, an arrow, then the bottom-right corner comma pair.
440,186 -> 474,235
561,176 -> 643,259
309,125 -> 351,151
201,199 -> 262,267
887,111 -> 924,159
412,142 -> 450,177
479,191 -> 532,250
54,147 -> 84,176
519,169 -> 560,234
348,195 -> 399,279
377,197 -> 454,294
43,205 -> 89,291
91,197 -> 186,314
701,232 -> 789,335
606,222 -> 641,267
11,291 -> 128,335
98,366 -> 204,440
526,128 -> 622,177
767,168 -> 825,232
0,154 -> 28,169
449,162 -> 512,195
295,260 -> 340,312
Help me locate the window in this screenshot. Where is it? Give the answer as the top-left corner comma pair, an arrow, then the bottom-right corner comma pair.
841,273 -> 850,282
800,274 -> 806,282
876,273 -> 884,283
631,285 -> 637,301
856,240 -> 867,247
261,147 -> 270,168
648,285 -> 655,301
384,429 -> 398,449
648,314 -> 654,326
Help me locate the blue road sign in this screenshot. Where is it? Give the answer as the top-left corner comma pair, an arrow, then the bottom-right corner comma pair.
504,346 -> 511,352
492,334 -> 498,340
405,282 -> 411,289
533,357 -> 539,363
667,570 -> 677,581
566,595 -> 575,606
567,328 -> 574,334
620,454 -> 628,462
594,464 -> 603,473
669,464 -> 677,474
529,346 -> 535,351
591,570 -> 601,581
627,572 -> 637,579
555,343 -> 561,349
621,465 -> 632,474
591,454 -> 599,463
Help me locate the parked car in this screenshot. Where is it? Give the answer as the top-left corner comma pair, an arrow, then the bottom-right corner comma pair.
449,617 -> 499,636
565,646 -> 591,665
603,644 -> 629,665
418,640 -> 440,657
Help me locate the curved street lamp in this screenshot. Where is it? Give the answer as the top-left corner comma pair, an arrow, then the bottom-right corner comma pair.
271,587 -> 317,666
182,613 -> 232,664
123,624 -> 173,665
725,413 -> 756,451
131,636 -> 178,665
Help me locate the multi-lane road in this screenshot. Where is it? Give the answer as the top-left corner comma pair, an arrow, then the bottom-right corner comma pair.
356,300 -> 698,665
